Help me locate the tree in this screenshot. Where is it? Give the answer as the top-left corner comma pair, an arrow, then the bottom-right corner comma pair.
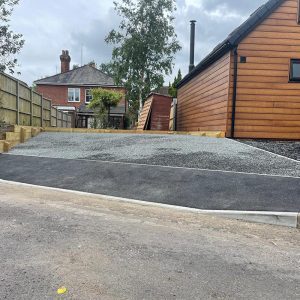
168,69 -> 182,98
105,0 -> 181,118
99,62 -> 115,78
88,88 -> 123,129
0,0 -> 24,74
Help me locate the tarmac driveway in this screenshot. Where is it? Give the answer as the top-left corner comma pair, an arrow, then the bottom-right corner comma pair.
0,132 -> 299,212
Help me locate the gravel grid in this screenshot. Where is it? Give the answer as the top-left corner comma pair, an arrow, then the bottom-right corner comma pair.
9,132 -> 300,177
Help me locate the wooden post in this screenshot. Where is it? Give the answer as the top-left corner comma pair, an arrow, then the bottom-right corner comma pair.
40,96 -> 43,127
30,90 -> 33,126
20,127 -> 26,143
3,141 -> 11,152
16,81 -> 20,125
108,106 -> 110,128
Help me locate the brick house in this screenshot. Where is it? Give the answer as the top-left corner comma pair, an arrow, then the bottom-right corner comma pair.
35,50 -> 127,128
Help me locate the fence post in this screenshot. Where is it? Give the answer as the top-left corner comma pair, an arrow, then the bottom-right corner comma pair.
16,81 -> 20,125
40,96 -> 43,127
56,108 -> 58,128
30,89 -> 33,126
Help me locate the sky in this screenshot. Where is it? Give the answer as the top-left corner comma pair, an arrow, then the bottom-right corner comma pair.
9,0 -> 267,86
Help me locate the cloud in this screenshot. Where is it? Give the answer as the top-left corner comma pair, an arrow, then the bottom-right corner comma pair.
9,0 -> 267,85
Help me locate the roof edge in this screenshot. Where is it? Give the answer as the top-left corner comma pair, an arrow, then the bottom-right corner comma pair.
34,64 -> 115,85
177,0 -> 284,89
35,83 -> 123,88
177,42 -> 232,88
147,92 -> 173,99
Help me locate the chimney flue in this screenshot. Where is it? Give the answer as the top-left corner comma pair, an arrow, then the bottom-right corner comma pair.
60,50 -> 71,73
189,20 -> 196,73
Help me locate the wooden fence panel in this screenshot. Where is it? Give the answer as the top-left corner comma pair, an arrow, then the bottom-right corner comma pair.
19,83 -> 31,126
0,72 -> 73,128
57,111 -> 63,128
51,107 -> 57,127
42,98 -> 51,127
67,115 -> 72,128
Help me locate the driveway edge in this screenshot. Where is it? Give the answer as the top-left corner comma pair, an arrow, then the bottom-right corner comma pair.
0,179 -> 299,229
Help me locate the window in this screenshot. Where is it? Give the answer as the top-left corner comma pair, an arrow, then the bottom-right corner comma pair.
290,59 -> 300,82
68,88 -> 80,102
85,89 -> 93,103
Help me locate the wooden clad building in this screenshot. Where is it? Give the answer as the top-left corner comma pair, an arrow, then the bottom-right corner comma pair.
177,0 -> 300,139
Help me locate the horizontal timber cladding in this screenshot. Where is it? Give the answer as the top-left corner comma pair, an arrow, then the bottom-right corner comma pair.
228,0 -> 300,139
177,52 -> 231,132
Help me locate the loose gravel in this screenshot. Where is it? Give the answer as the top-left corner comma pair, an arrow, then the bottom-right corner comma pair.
9,132 -> 300,177
238,139 -> 300,161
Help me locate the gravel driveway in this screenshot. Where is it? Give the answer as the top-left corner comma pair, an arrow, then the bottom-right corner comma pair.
239,140 -> 300,161
9,132 -> 300,177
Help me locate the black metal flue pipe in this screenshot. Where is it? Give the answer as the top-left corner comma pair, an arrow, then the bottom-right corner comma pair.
189,20 -> 196,73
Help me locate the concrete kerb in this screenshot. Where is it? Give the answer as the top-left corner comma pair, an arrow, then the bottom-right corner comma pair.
0,179 -> 298,229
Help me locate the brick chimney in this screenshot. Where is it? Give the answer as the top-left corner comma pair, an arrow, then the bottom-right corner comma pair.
60,50 -> 71,73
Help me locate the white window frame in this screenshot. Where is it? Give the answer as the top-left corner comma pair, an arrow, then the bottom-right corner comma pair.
85,89 -> 93,103
68,88 -> 80,102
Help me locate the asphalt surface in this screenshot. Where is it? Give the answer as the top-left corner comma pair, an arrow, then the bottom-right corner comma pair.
9,133 -> 300,177
1,133 -> 299,212
0,182 -> 299,300
0,153 -> 299,212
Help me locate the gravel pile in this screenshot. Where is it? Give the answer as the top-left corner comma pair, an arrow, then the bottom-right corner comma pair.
9,132 -> 300,177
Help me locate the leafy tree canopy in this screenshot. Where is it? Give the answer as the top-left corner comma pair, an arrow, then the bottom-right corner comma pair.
88,88 -> 123,129
89,88 -> 123,111
99,62 -> 115,78
168,69 -> 182,98
104,0 -> 181,118
0,0 -> 24,74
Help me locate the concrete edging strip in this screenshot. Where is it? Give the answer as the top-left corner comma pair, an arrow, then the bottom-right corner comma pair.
0,179 -> 299,228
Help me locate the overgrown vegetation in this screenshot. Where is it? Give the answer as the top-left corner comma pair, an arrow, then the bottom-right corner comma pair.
0,0 -> 24,74
88,88 -> 123,129
102,0 -> 181,119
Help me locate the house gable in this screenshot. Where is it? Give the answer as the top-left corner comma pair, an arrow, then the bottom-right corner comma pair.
178,0 -> 285,89
230,0 -> 300,139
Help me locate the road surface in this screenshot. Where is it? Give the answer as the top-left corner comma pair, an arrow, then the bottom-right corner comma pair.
0,181 -> 299,299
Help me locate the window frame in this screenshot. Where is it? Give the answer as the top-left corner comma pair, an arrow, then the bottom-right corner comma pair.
289,59 -> 300,82
85,89 -> 93,104
68,88 -> 80,102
